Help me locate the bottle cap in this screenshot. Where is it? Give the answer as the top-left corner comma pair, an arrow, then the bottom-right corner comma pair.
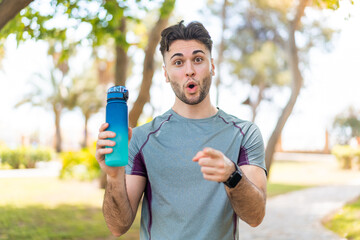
107,86 -> 129,102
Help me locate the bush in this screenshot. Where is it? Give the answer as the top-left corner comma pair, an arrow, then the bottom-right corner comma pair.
331,145 -> 359,170
0,147 -> 53,169
59,143 -> 100,181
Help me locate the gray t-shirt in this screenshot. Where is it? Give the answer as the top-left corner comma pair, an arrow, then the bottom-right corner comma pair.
126,109 -> 266,240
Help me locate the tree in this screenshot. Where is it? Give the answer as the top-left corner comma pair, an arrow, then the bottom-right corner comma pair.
207,0 -> 339,177
14,39 -> 78,153
0,0 -> 33,30
213,0 -> 229,106
1,0 -> 176,128
16,66 -> 76,152
71,68 -> 107,148
237,41 -> 290,122
264,0 -> 338,176
205,0 -> 291,121
128,0 -> 176,127
333,106 -> 360,145
0,0 -> 141,85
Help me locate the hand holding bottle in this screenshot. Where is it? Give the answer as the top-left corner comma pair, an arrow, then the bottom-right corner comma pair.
95,123 -> 133,178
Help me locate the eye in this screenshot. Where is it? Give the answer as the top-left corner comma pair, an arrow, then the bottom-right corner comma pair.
174,60 -> 182,66
194,57 -> 203,63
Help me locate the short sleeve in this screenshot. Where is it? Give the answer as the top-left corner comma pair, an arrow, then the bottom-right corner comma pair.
125,128 -> 147,177
238,123 -> 267,175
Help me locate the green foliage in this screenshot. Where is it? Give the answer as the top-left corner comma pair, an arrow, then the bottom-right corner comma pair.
314,0 -> 340,10
0,0 -> 159,48
333,106 -> 360,144
324,197 -> 360,240
59,144 -> 101,181
160,0 -> 176,18
331,145 -> 360,170
0,147 -> 53,169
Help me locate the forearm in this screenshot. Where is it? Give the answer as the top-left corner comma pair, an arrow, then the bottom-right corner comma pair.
103,167 -> 134,236
225,172 -> 266,227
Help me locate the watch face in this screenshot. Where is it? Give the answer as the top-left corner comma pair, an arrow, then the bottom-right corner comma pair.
228,171 -> 242,188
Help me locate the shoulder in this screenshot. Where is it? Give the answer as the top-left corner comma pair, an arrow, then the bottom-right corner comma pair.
132,110 -> 174,140
217,109 -> 259,136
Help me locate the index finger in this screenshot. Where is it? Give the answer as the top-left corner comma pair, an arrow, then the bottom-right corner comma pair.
203,147 -> 222,158
99,123 -> 109,132
192,151 -> 206,162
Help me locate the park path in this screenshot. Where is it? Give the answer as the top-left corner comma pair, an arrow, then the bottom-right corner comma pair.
0,161 -> 61,178
237,178 -> 360,240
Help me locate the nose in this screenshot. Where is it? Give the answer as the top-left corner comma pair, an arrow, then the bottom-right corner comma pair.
185,61 -> 195,77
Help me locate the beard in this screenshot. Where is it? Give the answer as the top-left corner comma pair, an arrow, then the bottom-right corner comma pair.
168,72 -> 212,105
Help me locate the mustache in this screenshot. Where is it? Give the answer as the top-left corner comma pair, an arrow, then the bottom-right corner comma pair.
184,78 -> 200,87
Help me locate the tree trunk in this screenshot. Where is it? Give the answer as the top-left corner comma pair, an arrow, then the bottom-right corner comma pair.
215,0 -> 228,106
265,0 -> 309,177
251,83 -> 265,122
82,115 -> 89,149
0,0 -> 33,30
128,0 -> 175,127
115,16 -> 128,86
54,106 -> 62,153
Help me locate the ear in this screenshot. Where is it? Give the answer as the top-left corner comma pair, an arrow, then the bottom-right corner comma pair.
211,58 -> 215,76
163,65 -> 170,83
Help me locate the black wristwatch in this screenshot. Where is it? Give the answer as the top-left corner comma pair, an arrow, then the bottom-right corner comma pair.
224,162 -> 242,188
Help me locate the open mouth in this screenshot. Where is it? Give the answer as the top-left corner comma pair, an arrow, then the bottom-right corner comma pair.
185,81 -> 198,93
188,84 -> 195,89
186,81 -> 198,88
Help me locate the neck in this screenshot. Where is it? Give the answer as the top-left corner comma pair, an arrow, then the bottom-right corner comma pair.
172,95 -> 218,119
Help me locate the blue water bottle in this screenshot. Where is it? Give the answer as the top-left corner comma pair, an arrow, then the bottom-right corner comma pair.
105,86 -> 129,167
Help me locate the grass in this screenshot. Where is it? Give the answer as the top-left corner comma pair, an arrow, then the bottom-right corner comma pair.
266,183 -> 311,198
324,197 -> 360,240
0,158 -> 359,239
0,204 -> 112,240
0,177 -> 140,240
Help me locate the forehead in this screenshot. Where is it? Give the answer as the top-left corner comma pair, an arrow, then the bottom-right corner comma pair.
165,40 -> 209,58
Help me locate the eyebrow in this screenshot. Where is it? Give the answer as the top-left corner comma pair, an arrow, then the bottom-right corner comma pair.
170,50 -> 206,60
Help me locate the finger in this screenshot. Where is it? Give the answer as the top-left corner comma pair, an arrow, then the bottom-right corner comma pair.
98,131 -> 116,140
95,148 -> 113,165
96,139 -> 116,149
202,174 -> 223,183
203,147 -> 222,158
198,157 -> 219,168
192,151 -> 205,162
200,166 -> 217,175
99,123 -> 109,132
97,147 -> 113,155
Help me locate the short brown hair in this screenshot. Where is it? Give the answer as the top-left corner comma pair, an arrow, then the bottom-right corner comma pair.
159,20 -> 213,57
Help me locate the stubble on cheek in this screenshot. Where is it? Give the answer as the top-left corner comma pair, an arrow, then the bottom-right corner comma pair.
168,74 -> 211,106
169,77 -> 186,103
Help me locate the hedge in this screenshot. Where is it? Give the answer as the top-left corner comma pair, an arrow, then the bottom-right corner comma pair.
331,145 -> 360,170
0,147 -> 53,169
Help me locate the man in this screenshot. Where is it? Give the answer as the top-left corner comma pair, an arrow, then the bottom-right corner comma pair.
96,21 -> 267,240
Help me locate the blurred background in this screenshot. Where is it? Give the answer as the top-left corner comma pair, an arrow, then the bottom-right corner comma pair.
1,0 -> 360,239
